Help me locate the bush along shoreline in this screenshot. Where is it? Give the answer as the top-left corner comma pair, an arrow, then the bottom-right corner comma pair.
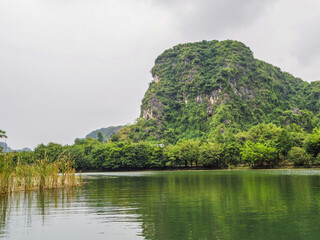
3,123 -> 319,173
0,153 -> 81,195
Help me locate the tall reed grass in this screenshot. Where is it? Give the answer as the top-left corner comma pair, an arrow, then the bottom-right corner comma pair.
0,153 -> 81,194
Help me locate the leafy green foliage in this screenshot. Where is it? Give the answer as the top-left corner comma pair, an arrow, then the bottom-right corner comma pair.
274,129 -> 294,158
6,123 -> 320,170
34,142 -> 64,163
178,139 -> 200,166
0,130 -> 7,153
199,142 -> 224,168
97,131 -> 104,142
85,126 -> 123,141
241,141 -> 279,168
0,130 -> 6,139
304,128 -> 320,157
163,145 -> 181,167
114,40 -> 319,143
287,147 -> 313,167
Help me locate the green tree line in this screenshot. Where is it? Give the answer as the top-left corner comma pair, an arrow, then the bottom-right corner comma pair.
5,124 -> 320,171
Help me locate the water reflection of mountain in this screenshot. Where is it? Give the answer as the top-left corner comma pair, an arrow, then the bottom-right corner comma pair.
1,171 -> 320,240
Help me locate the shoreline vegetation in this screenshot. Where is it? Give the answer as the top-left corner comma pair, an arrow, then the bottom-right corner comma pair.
0,153 -> 81,195
80,163 -> 320,173
2,123 -> 320,175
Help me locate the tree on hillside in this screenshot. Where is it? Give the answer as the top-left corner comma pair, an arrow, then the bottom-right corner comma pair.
0,130 -> 7,139
287,147 -> 312,166
274,129 -> 294,159
304,128 -> 320,158
178,139 -> 200,167
241,141 -> 279,168
34,142 -> 64,162
0,130 -> 7,152
199,142 -> 224,168
97,131 -> 104,143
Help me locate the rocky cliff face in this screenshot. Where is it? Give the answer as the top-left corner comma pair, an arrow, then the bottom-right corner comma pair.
117,40 -> 319,143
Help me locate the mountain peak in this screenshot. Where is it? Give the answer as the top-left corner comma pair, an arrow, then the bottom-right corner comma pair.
116,40 -> 318,143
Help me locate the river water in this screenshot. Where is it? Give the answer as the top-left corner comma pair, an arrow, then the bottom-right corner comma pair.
1,170 -> 320,240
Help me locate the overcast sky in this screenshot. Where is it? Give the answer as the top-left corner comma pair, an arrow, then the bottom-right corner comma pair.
1,0 -> 320,149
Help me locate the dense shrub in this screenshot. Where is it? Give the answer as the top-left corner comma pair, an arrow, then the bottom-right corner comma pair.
287,147 -> 313,166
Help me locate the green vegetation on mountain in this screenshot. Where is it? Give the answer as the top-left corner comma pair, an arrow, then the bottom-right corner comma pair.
85,126 -> 123,142
0,142 -> 32,153
0,130 -> 6,152
2,40 -> 320,172
0,130 -> 31,153
0,130 -> 6,139
116,40 -> 319,143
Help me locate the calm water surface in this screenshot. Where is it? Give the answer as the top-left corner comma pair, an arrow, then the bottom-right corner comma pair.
1,170 -> 320,240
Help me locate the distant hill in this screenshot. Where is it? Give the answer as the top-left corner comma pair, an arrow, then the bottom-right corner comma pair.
115,40 -> 320,143
0,142 -> 32,152
85,126 -> 123,141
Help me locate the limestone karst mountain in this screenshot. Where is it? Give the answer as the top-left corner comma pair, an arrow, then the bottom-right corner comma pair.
115,40 -> 320,143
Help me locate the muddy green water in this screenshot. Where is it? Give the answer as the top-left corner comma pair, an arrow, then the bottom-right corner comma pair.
1,170 -> 320,240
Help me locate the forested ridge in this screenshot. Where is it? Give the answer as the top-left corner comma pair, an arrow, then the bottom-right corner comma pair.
116,40 -> 320,143
2,40 -> 320,170
85,125 -> 123,141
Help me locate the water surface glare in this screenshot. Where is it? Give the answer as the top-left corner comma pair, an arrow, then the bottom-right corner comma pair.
1,170 -> 320,240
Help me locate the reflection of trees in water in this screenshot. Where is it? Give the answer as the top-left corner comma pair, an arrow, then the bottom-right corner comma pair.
0,195 -> 9,236
0,189 -> 78,237
0,193 -> 32,236
86,172 -> 320,240
1,172 -> 320,240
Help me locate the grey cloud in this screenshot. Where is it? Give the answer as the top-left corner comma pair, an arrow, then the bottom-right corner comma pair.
153,0 -> 277,38
293,21 -> 320,66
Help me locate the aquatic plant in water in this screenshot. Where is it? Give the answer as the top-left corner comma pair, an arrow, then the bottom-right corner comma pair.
0,153 -> 81,194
